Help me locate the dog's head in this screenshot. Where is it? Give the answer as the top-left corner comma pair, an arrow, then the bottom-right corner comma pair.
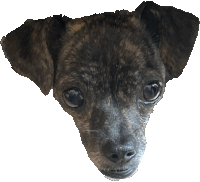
1,1 -> 199,180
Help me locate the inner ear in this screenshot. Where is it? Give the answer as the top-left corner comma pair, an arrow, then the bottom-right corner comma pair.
136,1 -> 161,47
46,15 -> 70,81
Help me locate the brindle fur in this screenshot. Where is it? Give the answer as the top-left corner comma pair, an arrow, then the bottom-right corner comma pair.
1,1 -> 199,180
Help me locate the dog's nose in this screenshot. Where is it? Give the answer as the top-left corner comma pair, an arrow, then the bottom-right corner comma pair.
102,140 -> 136,163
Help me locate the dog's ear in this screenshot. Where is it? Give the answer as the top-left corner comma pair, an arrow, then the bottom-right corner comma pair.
1,15 -> 69,95
136,1 -> 199,82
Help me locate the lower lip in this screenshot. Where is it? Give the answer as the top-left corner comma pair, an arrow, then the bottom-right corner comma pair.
111,168 -> 132,174
101,168 -> 135,179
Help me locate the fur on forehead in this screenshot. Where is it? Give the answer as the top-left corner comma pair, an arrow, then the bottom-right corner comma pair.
55,13 -> 165,98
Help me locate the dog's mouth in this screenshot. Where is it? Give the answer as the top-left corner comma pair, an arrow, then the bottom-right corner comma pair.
110,168 -> 133,176
101,167 -> 137,179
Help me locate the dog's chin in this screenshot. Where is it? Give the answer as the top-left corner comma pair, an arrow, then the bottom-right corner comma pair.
100,167 -> 138,180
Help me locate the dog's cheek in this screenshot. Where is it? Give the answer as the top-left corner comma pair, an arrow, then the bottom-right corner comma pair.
138,101 -> 154,116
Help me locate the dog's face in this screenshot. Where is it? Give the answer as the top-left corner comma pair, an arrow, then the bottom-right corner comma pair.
53,14 -> 166,179
1,1 -> 199,180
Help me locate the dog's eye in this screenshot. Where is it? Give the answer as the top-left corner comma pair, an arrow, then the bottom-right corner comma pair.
143,81 -> 161,102
62,88 -> 84,108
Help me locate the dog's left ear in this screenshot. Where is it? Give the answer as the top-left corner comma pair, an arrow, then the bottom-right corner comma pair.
136,1 -> 199,82
1,15 -> 68,95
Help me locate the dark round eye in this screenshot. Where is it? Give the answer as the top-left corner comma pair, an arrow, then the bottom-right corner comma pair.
143,81 -> 161,102
62,88 -> 84,108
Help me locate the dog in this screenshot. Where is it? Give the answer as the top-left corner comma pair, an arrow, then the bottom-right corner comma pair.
1,1 -> 199,180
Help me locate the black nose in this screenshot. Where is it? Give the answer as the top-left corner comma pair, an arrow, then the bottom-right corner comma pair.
102,140 -> 136,163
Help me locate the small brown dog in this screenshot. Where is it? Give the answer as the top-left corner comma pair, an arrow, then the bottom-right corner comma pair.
1,1 -> 199,180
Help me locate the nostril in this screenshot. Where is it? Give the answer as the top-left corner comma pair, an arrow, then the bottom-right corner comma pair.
111,154 -> 118,159
127,151 -> 136,157
102,140 -> 137,163
108,150 -> 136,163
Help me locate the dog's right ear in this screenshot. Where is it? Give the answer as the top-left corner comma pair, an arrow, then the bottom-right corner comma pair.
1,15 -> 70,95
136,1 -> 199,83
